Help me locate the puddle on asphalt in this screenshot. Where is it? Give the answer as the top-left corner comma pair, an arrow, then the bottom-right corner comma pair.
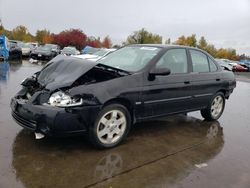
10,116 -> 223,188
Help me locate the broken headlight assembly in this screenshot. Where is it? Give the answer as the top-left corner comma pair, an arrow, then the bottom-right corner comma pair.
48,91 -> 83,107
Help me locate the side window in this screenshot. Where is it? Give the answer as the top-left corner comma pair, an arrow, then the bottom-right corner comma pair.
190,50 -> 209,72
156,49 -> 188,74
208,58 -> 218,72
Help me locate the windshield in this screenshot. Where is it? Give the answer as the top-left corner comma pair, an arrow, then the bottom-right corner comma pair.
20,43 -> 31,48
98,46 -> 161,72
37,46 -> 51,52
93,49 -> 109,57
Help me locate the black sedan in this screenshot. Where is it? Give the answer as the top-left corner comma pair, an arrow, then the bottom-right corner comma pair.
8,40 -> 22,60
10,45 -> 236,148
30,45 -> 59,61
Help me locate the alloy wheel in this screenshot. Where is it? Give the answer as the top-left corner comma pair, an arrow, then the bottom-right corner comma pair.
211,96 -> 224,118
96,110 -> 127,144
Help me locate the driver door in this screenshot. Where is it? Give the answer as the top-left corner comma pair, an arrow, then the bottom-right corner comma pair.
141,48 -> 193,118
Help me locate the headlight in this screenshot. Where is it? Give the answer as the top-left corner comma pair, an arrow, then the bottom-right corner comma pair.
48,91 -> 83,107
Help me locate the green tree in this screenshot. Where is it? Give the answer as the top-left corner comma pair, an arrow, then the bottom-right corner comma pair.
186,34 -> 197,47
0,23 -> 12,39
205,44 -> 217,57
12,25 -> 28,41
124,28 -> 162,45
198,36 -> 208,50
165,38 -> 171,44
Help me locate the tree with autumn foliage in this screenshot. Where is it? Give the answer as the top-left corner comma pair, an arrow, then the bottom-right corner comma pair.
0,24 -> 11,38
52,29 -> 87,50
102,36 -> 112,48
86,36 -> 102,48
36,29 -> 52,44
174,34 -> 197,47
216,48 -> 237,60
173,35 -> 240,60
0,22 -> 245,61
11,25 -> 35,42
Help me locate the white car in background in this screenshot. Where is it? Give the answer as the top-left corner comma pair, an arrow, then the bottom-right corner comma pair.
75,48 -> 116,61
19,43 -> 33,56
215,59 -> 233,71
27,42 -> 39,49
61,46 -> 80,56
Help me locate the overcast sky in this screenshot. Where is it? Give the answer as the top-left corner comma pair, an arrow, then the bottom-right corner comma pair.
1,0 -> 250,55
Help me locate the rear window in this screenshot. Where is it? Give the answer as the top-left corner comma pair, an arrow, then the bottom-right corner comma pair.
190,50 -> 209,72
209,58 -> 218,72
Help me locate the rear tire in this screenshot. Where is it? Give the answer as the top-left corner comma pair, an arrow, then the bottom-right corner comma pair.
89,104 -> 131,149
201,92 -> 225,121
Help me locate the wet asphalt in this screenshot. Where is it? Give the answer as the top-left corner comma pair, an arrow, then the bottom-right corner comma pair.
0,60 -> 250,188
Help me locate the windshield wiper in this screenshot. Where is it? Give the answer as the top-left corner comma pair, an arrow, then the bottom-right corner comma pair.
96,64 -> 131,76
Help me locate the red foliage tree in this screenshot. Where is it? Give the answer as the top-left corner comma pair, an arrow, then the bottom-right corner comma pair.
102,36 -> 112,48
52,29 -> 87,50
86,36 -> 102,48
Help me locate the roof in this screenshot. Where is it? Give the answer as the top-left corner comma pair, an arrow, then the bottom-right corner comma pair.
127,43 -> 201,50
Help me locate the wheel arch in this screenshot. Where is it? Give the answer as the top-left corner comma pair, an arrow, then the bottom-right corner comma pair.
216,89 -> 229,99
102,98 -> 135,124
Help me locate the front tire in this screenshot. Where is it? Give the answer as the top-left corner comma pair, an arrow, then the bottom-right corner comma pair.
89,104 -> 131,149
201,92 -> 225,121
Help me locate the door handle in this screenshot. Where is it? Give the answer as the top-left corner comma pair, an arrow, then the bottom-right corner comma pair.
216,78 -> 221,81
184,81 -> 190,84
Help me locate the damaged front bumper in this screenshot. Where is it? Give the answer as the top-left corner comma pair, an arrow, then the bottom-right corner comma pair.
10,96 -> 101,137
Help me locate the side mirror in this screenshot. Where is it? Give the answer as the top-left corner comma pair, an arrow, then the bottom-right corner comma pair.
150,67 -> 171,76
148,67 -> 171,81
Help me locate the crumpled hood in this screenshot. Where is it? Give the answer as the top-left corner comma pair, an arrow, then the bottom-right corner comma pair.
37,55 -> 98,90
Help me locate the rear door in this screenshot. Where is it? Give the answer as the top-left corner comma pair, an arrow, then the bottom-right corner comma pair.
189,49 -> 222,109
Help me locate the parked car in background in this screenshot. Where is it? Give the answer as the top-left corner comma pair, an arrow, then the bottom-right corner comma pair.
215,59 -> 233,71
0,35 -> 9,60
27,42 -> 39,50
217,58 -> 247,72
30,45 -> 58,61
8,40 -> 22,60
75,48 -> 116,61
82,46 -> 100,54
44,44 -> 60,56
232,63 -> 248,72
239,60 -> 250,72
228,59 -> 248,72
61,46 -> 80,56
19,43 -> 33,57
11,45 -> 236,148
